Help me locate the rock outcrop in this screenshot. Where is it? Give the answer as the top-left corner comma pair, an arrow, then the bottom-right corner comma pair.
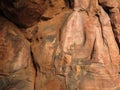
0,16 -> 35,90
0,0 -> 120,90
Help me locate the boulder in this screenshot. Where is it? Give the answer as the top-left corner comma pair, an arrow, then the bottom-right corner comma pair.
0,0 -> 48,27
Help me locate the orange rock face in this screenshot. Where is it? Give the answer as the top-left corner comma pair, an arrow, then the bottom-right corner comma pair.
0,0 -> 120,90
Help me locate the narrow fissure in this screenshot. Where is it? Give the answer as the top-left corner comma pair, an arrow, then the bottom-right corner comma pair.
30,49 -> 40,75
96,12 -> 114,71
64,0 -> 74,9
98,1 -> 120,49
30,47 -> 40,90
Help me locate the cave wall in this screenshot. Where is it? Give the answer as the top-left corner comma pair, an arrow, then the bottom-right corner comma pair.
0,0 -> 120,90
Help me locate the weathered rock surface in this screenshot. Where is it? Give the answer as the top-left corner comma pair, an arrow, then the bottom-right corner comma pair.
0,0 -> 120,90
0,16 -> 35,90
0,0 -> 48,27
99,0 -> 120,46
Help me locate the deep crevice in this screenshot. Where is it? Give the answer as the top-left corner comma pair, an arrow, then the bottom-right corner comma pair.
96,13 -> 114,71
98,1 -> 120,49
98,0 -> 113,15
30,47 -> 40,90
30,49 -> 40,76
95,13 -> 105,42
41,16 -> 52,21
64,0 -> 74,9
98,4 -> 111,15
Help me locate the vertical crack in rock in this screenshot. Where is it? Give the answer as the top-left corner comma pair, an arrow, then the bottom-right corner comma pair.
30,47 -> 40,75
30,48 -> 40,90
64,0 -> 74,9
98,0 -> 120,49
95,9 -> 114,75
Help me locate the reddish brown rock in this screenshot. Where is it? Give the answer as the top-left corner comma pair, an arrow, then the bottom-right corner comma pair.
42,0 -> 66,19
0,0 -> 48,27
21,0 -> 120,90
0,0 -> 120,90
99,0 -> 120,46
30,10 -> 70,90
0,16 -> 35,90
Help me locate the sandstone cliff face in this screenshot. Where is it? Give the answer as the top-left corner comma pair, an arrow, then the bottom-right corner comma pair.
0,0 -> 120,90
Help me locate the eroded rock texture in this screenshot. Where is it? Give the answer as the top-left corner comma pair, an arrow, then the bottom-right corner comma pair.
0,0 -> 48,27
0,0 -> 120,90
0,16 -> 35,90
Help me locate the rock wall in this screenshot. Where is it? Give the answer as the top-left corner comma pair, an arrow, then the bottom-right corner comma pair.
0,0 -> 120,90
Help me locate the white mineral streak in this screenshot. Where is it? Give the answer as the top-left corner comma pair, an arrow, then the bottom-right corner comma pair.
61,11 -> 84,53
